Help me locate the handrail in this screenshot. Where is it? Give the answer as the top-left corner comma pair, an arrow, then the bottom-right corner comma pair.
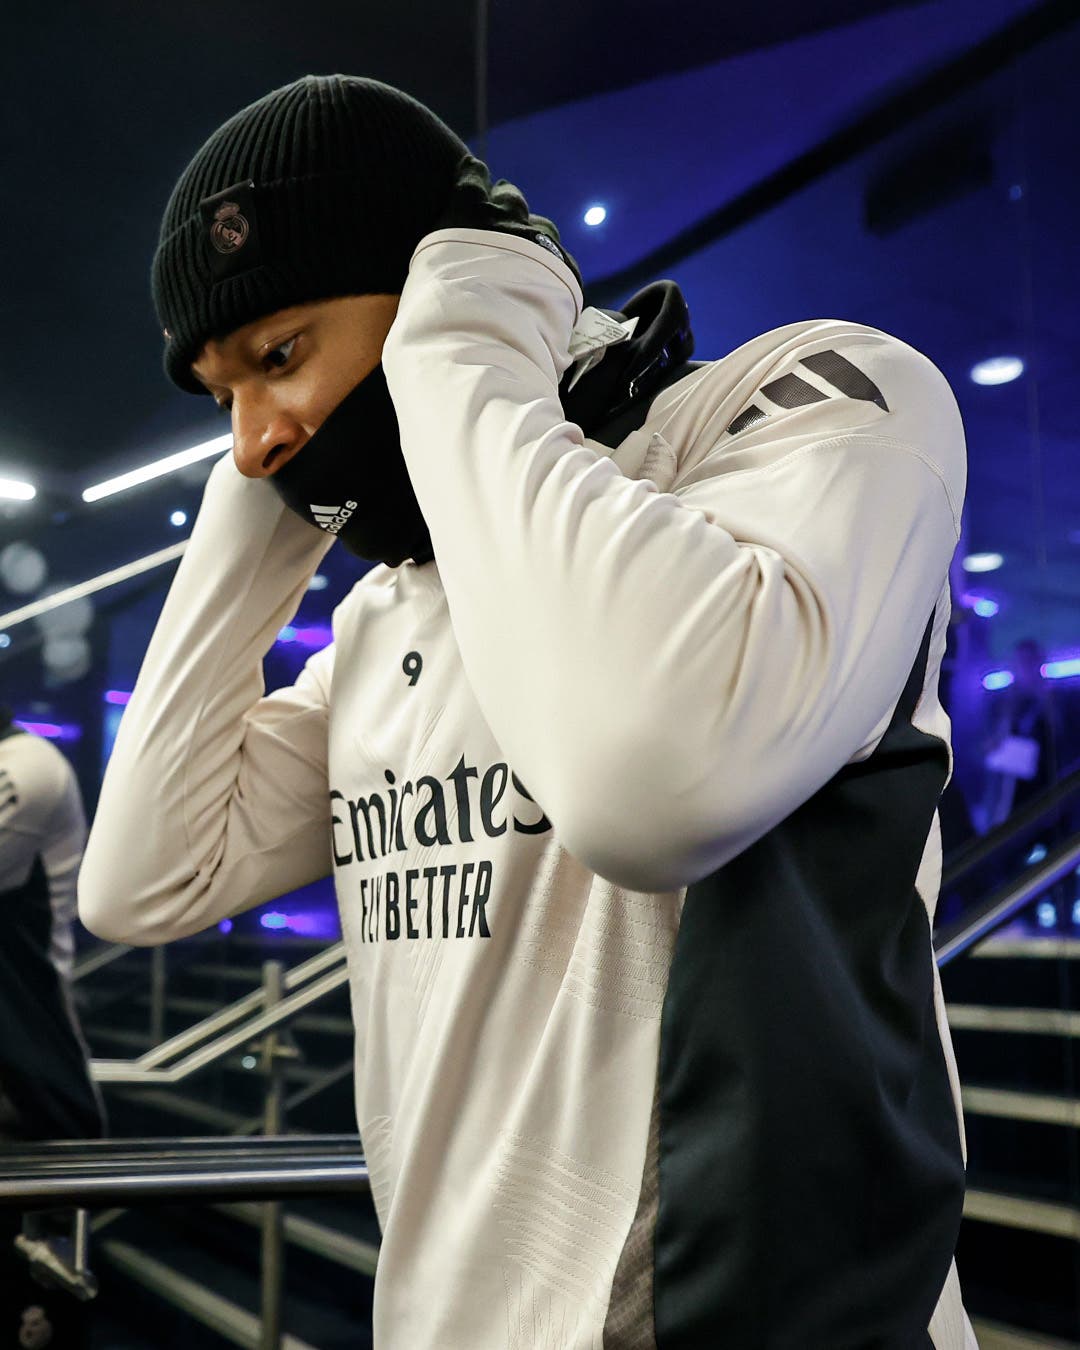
934,828 -> 1080,966
0,1135 -> 368,1209
93,961 -> 349,1085
942,757 -> 1080,888
134,942 -> 346,1071
73,941 -> 134,981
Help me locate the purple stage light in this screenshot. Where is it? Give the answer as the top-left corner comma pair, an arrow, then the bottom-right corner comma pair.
15,721 -> 81,741
105,690 -> 132,705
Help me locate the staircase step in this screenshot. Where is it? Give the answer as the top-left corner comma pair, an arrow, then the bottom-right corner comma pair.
965,1189 -> 1079,1241
217,1203 -> 379,1275
100,1237 -> 319,1350
962,1086 -> 1080,1129
971,1318 -> 1080,1349
948,1005 -> 1080,1037
949,1022 -> 1076,1097
99,1204 -> 374,1349
961,1095 -> 1075,1198
941,938 -> 1080,1010
957,1214 -> 1080,1341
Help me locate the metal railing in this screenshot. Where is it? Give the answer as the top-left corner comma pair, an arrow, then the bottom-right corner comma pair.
90,944 -> 347,1085
70,951 -> 352,1349
936,829 -> 1080,966
0,1136 -> 369,1209
0,1136 -> 370,1348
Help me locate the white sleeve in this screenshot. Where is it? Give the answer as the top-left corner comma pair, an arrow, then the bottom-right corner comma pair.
382,230 -> 965,893
0,735 -> 68,892
78,455 -> 336,945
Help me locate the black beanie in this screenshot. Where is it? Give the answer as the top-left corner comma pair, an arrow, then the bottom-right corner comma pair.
151,74 -> 470,394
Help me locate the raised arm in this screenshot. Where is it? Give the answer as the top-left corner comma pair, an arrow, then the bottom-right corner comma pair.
78,456 -> 336,945
383,230 -> 966,893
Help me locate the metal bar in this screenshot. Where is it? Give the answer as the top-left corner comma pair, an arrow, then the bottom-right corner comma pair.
134,943 -> 346,1070
941,760 -> 1080,887
234,1060 -> 354,1138
217,1204 -> 379,1277
99,1239 -> 320,1350
73,942 -> 134,981
94,964 -> 349,1085
0,1161 -> 369,1209
74,1207 -> 90,1277
0,1135 -> 361,1165
260,961 -> 286,1350
150,945 -> 168,1045
934,835 -> 1080,966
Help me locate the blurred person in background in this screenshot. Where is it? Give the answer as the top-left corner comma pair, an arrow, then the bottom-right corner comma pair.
979,637 -> 1059,832
0,703 -> 104,1348
81,75 -> 975,1348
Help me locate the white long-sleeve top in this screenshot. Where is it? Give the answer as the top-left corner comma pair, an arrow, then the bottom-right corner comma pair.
81,229 -> 974,1349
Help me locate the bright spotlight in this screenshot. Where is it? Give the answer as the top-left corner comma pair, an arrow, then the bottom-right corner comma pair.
170,510 -> 188,528
970,356 -> 1024,386
962,553 -> 1003,573
83,433 -> 231,503
0,478 -> 35,502
583,205 -> 607,227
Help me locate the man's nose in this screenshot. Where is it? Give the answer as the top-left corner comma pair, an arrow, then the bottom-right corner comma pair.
231,402 -> 306,479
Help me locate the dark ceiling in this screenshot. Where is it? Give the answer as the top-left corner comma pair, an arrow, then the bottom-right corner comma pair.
2,0 -> 1079,675
1,0 -> 956,485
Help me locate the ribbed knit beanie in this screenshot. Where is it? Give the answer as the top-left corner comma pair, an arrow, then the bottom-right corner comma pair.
151,74 -> 470,393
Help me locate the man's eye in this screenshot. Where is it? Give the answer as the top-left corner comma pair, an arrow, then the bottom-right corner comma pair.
263,337 -> 296,370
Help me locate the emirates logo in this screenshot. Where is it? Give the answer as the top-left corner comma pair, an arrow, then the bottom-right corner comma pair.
209,201 -> 249,255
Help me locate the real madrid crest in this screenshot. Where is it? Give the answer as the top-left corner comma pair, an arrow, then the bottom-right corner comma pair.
199,180 -> 262,281
210,201 -> 249,255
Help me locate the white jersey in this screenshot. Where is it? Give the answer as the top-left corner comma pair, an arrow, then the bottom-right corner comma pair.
81,229 -> 976,1348
1,726 -> 103,1140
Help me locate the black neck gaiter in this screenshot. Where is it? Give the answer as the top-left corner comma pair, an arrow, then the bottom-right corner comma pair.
270,279 -> 695,568
271,363 -> 434,567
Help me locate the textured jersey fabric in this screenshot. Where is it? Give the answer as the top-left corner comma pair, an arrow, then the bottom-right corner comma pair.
81,228 -> 975,1348
0,727 -> 103,1140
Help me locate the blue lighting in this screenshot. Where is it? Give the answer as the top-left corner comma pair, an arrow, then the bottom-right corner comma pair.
1036,900 -> 1057,929
277,626 -> 297,643
0,633 -> 9,649
961,593 -> 999,617
1043,658 -> 1080,680
170,510 -> 188,528
1072,900 -> 1080,927
970,355 -> 1024,386
307,574 -> 329,592
105,689 -> 132,705
218,918 -> 233,934
982,670 -> 1014,691
583,205 -> 607,227
260,912 -> 289,930
1025,843 -> 1048,866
